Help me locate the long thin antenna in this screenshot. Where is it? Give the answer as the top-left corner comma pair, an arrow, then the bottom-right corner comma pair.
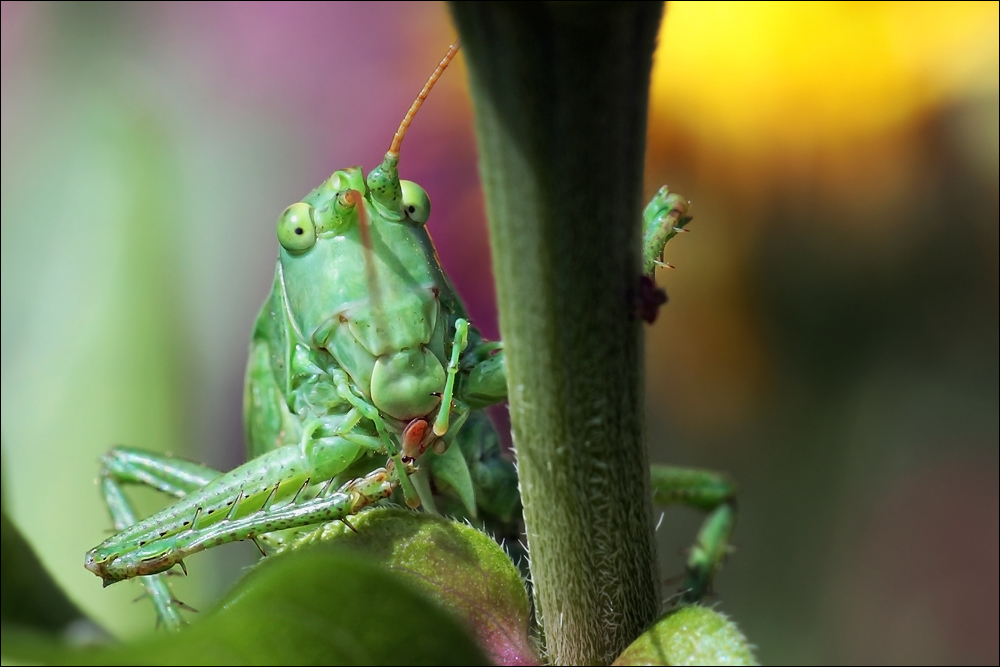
387,40 -> 460,157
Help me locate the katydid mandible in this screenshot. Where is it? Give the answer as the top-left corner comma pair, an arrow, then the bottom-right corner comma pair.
84,41 -> 735,630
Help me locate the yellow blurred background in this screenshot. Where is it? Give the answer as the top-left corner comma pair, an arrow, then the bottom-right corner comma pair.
2,2 -> 996,663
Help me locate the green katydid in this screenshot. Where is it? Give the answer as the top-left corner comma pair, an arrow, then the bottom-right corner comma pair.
84,41 -> 736,630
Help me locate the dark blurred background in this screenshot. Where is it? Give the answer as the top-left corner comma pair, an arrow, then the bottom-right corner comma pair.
2,3 -> 996,664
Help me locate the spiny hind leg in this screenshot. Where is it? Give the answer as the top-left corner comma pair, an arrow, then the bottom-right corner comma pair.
650,465 -> 737,606
98,446 -> 221,630
107,462 -> 409,577
89,434 -> 377,587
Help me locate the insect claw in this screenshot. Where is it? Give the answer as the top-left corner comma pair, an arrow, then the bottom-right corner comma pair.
341,517 -> 359,534
178,560 -> 188,577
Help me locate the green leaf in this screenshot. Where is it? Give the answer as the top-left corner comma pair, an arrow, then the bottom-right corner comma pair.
427,442 -> 478,517
1,509 -> 96,635
613,606 -> 758,666
3,546 -> 489,665
288,507 -> 538,665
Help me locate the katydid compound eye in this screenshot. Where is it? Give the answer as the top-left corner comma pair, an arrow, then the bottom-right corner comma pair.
400,180 -> 431,224
277,203 -> 317,253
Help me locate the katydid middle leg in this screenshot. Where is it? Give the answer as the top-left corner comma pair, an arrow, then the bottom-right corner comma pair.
459,332 -> 736,605
650,465 -> 737,605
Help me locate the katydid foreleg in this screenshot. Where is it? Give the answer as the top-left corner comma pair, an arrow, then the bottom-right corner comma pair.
432,318 -> 470,436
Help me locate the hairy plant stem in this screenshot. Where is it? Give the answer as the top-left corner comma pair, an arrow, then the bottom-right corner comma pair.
450,4 -> 665,664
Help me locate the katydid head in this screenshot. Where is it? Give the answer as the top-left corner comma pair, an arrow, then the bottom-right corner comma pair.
272,43 -> 460,427
274,167 -> 445,420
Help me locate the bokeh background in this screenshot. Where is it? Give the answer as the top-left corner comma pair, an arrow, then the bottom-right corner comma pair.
2,2 -> 996,664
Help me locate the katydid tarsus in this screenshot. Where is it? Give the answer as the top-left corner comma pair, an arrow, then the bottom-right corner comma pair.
85,41 -> 737,630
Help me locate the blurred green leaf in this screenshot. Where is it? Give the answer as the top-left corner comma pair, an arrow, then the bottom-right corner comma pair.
288,507 -> 538,665
3,540 -> 489,665
1,508 -> 94,634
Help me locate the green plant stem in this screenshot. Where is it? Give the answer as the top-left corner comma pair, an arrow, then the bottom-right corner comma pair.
450,4 -> 665,664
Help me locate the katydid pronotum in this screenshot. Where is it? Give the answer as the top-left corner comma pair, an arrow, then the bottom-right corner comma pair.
85,42 -> 736,630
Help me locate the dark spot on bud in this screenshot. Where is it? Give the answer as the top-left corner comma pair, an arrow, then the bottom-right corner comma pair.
294,227 -> 303,235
